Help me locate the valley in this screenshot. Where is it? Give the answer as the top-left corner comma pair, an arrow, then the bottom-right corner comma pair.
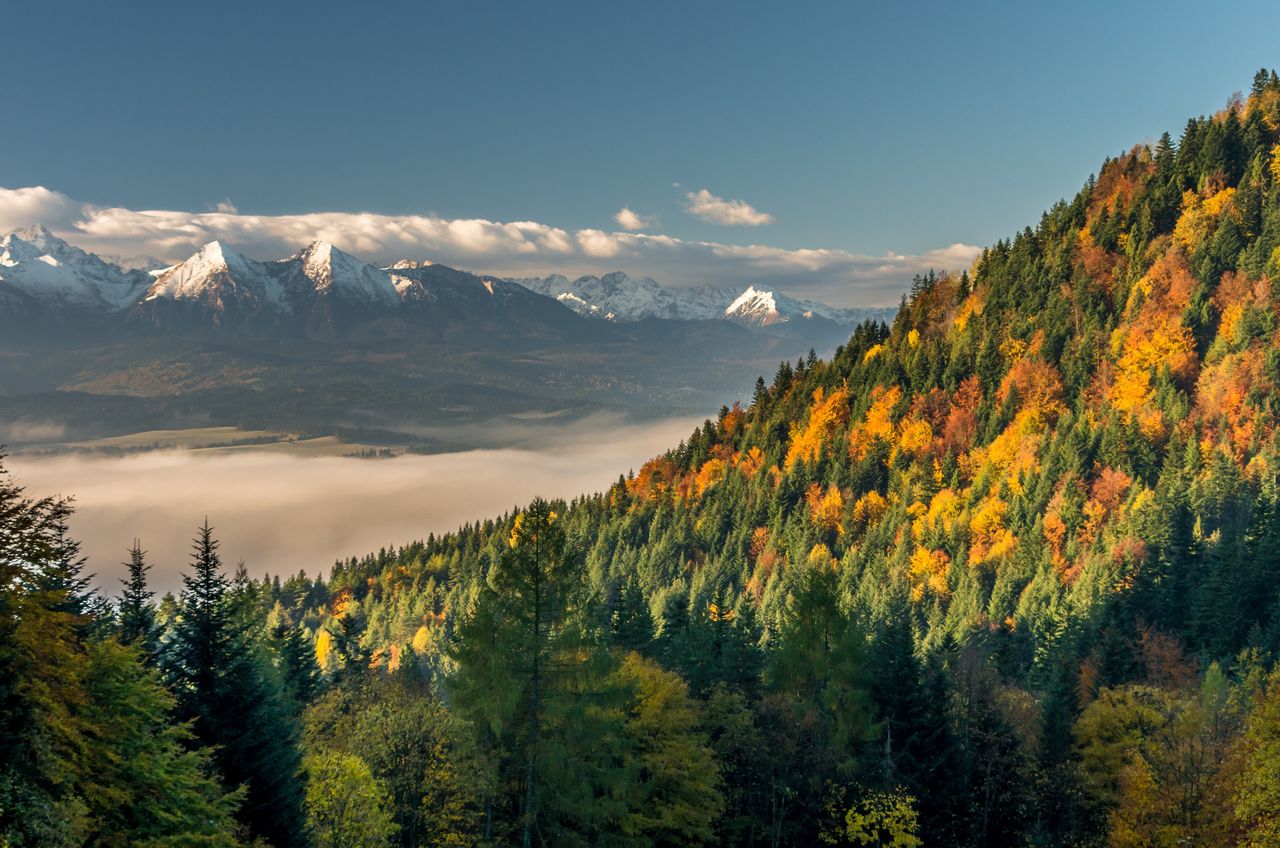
0,228 -> 882,453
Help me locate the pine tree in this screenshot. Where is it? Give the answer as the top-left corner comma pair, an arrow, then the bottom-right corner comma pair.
0,463 -> 92,845
275,619 -> 322,708
164,520 -> 308,848
452,498 -> 624,846
610,575 -> 655,655
167,521 -> 234,704
118,539 -> 158,655
41,508 -> 93,619
753,375 -> 769,410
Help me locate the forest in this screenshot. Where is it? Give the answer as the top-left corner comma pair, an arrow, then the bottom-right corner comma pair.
7,70 -> 1280,846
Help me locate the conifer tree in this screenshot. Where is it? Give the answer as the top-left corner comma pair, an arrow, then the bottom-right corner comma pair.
165,520 -> 308,848
118,539 -> 158,655
275,618 -> 322,707
452,498 -> 624,846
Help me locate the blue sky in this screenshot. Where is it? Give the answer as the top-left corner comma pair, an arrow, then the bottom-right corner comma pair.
2,0 -> 1276,304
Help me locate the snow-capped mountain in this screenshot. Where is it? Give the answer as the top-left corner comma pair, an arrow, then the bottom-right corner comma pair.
144,241 -> 282,311
388,261 -> 594,337
514,272 -> 895,328
0,225 -> 151,311
515,272 -> 735,322
0,226 -> 893,343
723,286 -> 787,326
287,241 -> 402,308
143,240 -> 404,315
0,226 -> 599,340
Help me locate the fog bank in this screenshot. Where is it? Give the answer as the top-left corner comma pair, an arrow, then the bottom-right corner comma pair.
6,417 -> 698,595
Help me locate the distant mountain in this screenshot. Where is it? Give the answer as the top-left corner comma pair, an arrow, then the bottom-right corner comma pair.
0,232 -> 600,341
0,225 -> 151,312
1,231 -> 894,343
514,271 -> 896,327
133,240 -> 415,334
1,228 -> 885,448
387,261 -> 588,335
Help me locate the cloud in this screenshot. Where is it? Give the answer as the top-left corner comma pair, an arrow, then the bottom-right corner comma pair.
213,199 -> 238,214
4,415 -> 700,594
0,185 -> 979,307
683,188 -> 774,226
614,207 -> 656,231
0,419 -> 68,443
0,185 -> 85,233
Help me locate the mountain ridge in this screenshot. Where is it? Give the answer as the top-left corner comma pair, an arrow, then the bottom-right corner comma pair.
514,270 -> 896,327
0,229 -> 894,342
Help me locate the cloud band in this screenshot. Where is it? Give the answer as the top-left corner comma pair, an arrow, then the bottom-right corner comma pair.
0,185 -> 979,307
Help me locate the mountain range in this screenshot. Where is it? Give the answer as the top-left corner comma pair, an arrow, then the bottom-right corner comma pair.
0,226 -> 898,451
0,225 -> 890,339
514,271 -> 895,327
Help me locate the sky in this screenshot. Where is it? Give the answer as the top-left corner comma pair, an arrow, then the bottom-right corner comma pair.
3,0 -> 1278,305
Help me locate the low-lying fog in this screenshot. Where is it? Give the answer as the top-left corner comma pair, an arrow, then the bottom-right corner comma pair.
6,416 -> 700,595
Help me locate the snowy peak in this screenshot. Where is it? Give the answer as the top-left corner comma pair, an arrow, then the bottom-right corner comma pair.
290,240 -> 400,307
4,224 -> 62,257
0,227 -> 897,337
514,272 -> 897,329
144,240 -> 283,311
723,286 -> 784,326
143,239 -> 402,314
148,241 -> 252,294
516,272 -> 733,322
0,225 -> 148,311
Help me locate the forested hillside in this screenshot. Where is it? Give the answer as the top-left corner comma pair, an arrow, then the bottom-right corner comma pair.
8,72 -> 1280,847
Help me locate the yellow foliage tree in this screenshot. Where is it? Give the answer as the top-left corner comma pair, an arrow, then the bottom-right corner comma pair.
843,788 -> 923,847
786,386 -> 851,469
806,483 -> 846,535
969,495 -> 1016,566
897,418 -> 934,458
907,547 -> 951,601
852,490 -> 889,532
694,457 -> 728,495
851,385 -> 903,461
1173,186 -> 1236,251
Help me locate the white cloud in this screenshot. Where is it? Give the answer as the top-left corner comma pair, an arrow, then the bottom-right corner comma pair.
213,199 -> 238,214
684,188 -> 774,226
614,207 -> 656,231
0,185 -> 979,307
0,185 -> 84,233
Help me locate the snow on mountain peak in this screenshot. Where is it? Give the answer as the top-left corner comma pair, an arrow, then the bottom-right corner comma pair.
144,240 -> 269,305
293,240 -> 400,306
387,258 -> 434,271
194,240 -> 234,267
7,224 -> 61,251
723,286 -> 785,326
516,271 -> 733,322
0,224 -> 148,310
726,286 -> 777,312
300,239 -> 335,269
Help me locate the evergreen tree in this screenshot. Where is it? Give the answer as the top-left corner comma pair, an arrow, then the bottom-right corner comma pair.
164,520 -> 308,848
452,498 -> 625,846
117,539 -> 158,655
275,618 -> 322,708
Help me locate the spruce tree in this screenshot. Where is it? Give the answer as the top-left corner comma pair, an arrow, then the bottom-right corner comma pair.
451,498 -> 624,846
275,619 -> 322,708
164,520 -> 308,848
118,539 -> 158,655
